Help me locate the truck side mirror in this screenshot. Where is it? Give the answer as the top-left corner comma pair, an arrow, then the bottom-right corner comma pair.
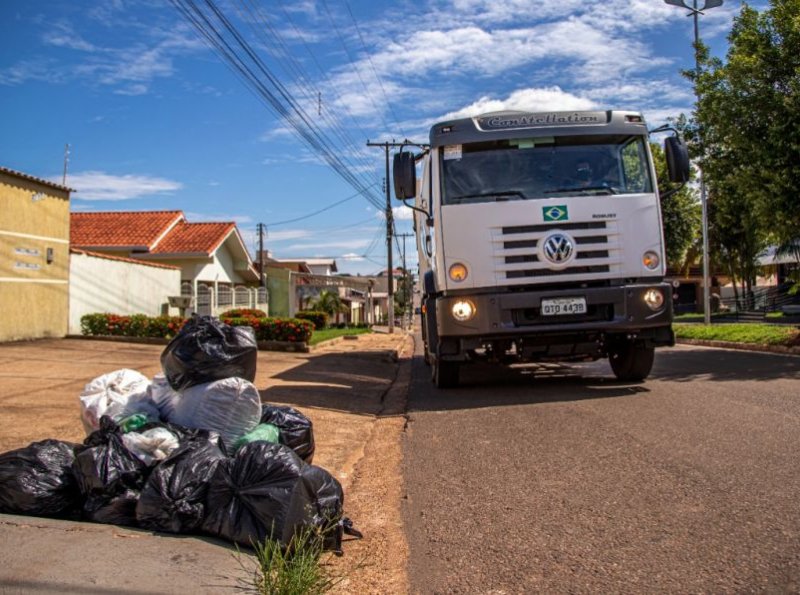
393,152 -> 416,200
664,137 -> 690,183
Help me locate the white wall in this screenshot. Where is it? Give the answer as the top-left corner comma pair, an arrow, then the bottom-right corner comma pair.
69,252 -> 181,334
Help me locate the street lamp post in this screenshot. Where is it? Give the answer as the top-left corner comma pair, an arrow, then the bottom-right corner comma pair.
664,0 -> 722,325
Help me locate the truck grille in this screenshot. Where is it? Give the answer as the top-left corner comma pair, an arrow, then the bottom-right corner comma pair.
494,220 -> 621,282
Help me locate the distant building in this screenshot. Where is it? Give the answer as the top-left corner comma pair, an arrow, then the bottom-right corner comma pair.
0,166 -> 72,342
258,251 -> 374,323
71,210 -> 262,316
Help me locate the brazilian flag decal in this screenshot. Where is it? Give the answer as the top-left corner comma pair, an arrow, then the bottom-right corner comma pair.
543,205 -> 568,222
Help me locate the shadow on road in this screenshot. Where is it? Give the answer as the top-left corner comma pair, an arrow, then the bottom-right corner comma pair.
408,355 -> 651,413
259,350 -> 398,417
652,346 -> 800,383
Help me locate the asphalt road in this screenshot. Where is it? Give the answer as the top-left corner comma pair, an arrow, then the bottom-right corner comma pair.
402,340 -> 800,594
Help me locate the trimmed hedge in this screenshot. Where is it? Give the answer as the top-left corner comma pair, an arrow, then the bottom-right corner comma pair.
218,308 -> 267,319
221,316 -> 314,343
80,313 -> 186,338
295,310 -> 328,330
80,313 -> 314,343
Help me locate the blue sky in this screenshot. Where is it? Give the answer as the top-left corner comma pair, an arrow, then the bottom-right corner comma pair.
0,0 -> 760,275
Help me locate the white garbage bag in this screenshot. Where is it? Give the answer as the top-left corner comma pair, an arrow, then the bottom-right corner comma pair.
164,377 -> 261,451
79,369 -> 158,435
148,373 -> 181,420
121,428 -> 181,466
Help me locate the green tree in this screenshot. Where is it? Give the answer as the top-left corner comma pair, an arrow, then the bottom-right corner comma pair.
311,290 -> 347,323
650,142 -> 701,270
690,0 -> 800,293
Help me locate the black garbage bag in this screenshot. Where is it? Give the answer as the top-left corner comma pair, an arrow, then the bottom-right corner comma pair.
160,316 -> 257,391
0,440 -> 82,517
76,417 -> 223,527
260,405 -> 315,463
136,439 -> 226,533
83,489 -> 141,526
203,442 -> 331,548
74,421 -> 150,526
300,465 -> 347,552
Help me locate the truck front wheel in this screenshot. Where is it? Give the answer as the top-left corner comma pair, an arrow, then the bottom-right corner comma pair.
609,341 -> 655,382
432,358 -> 459,388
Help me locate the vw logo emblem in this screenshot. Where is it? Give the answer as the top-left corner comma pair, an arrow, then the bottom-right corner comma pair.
543,233 -> 574,264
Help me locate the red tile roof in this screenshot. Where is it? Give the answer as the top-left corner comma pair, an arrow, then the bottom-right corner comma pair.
70,248 -> 180,270
71,211 -> 183,250
0,165 -> 74,193
149,221 -> 236,255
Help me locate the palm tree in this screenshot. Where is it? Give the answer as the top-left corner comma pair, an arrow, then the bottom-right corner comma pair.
312,290 -> 348,325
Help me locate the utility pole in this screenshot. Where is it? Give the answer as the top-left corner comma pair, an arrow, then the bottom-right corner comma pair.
664,0 -> 723,325
366,140 -> 395,333
366,139 -> 429,333
397,232 -> 414,330
62,143 -> 70,186
257,223 -> 266,287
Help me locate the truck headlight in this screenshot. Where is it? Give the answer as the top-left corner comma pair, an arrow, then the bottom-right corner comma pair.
643,288 -> 665,310
643,251 -> 660,270
448,263 -> 468,282
451,300 -> 476,321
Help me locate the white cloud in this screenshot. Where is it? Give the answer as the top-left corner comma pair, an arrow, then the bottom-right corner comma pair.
266,229 -> 313,242
437,87 -> 596,121
392,205 -> 414,221
0,59 -> 66,86
3,21 -> 205,95
286,239 -> 371,251
67,171 -> 182,201
42,21 -> 97,52
113,83 -> 148,96
184,212 -> 253,225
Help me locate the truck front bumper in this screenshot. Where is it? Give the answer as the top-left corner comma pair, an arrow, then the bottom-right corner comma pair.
435,282 -> 674,351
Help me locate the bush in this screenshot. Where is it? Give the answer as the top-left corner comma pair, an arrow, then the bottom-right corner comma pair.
80,313 -> 187,338
219,308 -> 267,319
295,311 -> 328,330
223,317 -> 314,343
80,313 -> 313,343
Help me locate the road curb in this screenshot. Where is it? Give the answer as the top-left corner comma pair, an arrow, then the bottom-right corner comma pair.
65,334 -> 309,352
676,337 -> 800,356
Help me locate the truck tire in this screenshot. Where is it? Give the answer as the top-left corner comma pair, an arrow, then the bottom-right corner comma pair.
609,341 -> 655,381
421,314 -> 431,366
432,358 -> 459,388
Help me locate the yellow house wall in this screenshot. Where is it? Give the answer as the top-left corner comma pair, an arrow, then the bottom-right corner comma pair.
0,171 -> 70,342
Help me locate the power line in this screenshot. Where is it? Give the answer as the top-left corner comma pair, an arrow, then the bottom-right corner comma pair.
342,0 -> 406,137
170,0 -> 384,211
233,0 -> 379,178
265,182 -> 377,227
319,0 -> 394,134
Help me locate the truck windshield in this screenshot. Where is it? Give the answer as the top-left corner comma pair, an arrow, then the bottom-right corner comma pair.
440,134 -> 653,205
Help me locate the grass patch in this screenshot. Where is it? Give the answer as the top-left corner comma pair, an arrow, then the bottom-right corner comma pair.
673,323 -> 800,346
309,327 -> 371,346
236,527 -> 342,595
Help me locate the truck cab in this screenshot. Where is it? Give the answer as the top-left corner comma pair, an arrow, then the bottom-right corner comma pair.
395,110 -> 690,388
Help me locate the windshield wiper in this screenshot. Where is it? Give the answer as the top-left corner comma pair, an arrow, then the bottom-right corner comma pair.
451,191 -> 527,202
544,185 -> 617,195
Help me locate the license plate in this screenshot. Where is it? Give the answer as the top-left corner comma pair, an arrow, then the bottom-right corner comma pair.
540,297 -> 587,316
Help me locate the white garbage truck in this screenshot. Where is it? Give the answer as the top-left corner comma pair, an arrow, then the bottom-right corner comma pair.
393,110 -> 690,387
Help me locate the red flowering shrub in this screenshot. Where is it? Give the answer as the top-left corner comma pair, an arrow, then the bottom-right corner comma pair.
80,313 -> 187,338
223,316 -> 314,343
219,308 -> 267,319
81,313 -> 312,343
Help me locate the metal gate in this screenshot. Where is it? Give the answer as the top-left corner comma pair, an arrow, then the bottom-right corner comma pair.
196,283 -> 213,316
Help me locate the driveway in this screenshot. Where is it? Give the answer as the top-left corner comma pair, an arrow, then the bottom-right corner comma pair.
0,334 -> 412,594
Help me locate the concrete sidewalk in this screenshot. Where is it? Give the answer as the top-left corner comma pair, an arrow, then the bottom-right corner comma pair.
0,331 -> 410,594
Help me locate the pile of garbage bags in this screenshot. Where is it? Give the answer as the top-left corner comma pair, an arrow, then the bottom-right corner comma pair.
0,316 -> 358,553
